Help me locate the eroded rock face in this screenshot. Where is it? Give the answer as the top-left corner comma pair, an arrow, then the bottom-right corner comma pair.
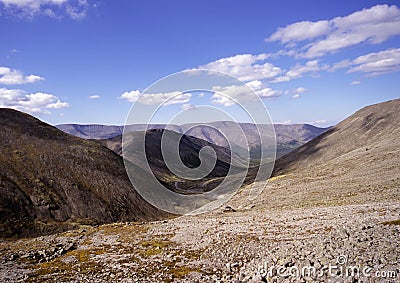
0,109 -> 167,238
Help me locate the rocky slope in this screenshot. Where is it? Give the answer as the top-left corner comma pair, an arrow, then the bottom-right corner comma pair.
1,99 -> 399,282
0,109 -> 167,238
273,98 -> 400,175
1,202 -> 399,282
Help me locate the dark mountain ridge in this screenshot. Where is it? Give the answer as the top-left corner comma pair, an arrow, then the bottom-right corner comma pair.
0,109 -> 168,238
57,122 -> 328,158
104,129 -> 250,195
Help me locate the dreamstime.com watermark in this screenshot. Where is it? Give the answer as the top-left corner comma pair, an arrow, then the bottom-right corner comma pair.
255,255 -> 399,280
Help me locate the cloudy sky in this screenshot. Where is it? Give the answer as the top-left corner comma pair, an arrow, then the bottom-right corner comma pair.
0,0 -> 399,126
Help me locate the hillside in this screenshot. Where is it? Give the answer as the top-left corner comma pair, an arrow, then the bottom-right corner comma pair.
237,98 -> 400,211
57,122 -> 328,158
0,109 -> 167,238
98,129 -> 250,195
273,98 -> 400,175
0,109 -> 251,238
1,99 -> 399,282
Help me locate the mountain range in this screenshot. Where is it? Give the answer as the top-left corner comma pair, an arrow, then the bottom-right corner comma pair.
0,110 -> 247,237
57,122 -> 328,158
1,98 -> 399,239
1,99 -> 399,282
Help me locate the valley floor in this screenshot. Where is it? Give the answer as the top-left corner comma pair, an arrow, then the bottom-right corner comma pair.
1,175 -> 399,282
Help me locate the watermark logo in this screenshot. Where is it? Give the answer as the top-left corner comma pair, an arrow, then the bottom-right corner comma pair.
122,70 -> 276,214
256,256 -> 399,280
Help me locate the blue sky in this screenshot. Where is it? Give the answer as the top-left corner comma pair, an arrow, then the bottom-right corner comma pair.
0,0 -> 399,126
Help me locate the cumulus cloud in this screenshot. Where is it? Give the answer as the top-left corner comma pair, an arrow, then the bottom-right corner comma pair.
272,60 -> 327,82
0,66 -> 44,85
119,90 -> 140,102
119,89 -> 191,105
0,0 -> 90,19
294,87 -> 307,94
329,59 -> 352,72
330,48 -> 400,77
267,20 -> 331,44
350,81 -> 361,85
196,53 -> 282,82
194,53 -> 330,84
286,60 -> 326,78
347,48 -> 400,76
267,4 -> 400,58
291,87 -> 307,99
246,80 -> 281,98
88,95 -> 100,99
211,80 -> 281,107
0,87 -> 69,114
196,5 -> 400,85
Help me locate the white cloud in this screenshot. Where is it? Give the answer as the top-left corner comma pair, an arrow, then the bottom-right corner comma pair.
119,89 -> 191,105
329,59 -> 352,72
88,95 -> 100,99
0,87 -> 69,114
291,87 -> 307,99
0,0 -> 90,19
350,81 -> 361,85
312,119 -> 328,125
181,103 -> 197,111
246,80 -> 281,98
65,0 -> 87,19
211,80 -> 281,107
0,66 -> 44,85
286,60 -> 325,78
267,20 -> 331,44
292,94 -> 300,99
196,53 -> 282,82
1,0 -> 67,8
347,48 -> 400,76
329,48 -> 400,77
119,90 -> 141,102
272,60 -> 327,82
270,76 -> 290,83
197,53 -> 327,84
294,87 -> 307,94
267,4 -> 400,58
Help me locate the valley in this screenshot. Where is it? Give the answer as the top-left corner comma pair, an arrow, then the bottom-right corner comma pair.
0,99 -> 399,282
